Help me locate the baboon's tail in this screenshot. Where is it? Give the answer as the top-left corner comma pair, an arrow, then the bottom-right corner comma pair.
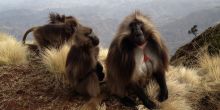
22,27 -> 36,44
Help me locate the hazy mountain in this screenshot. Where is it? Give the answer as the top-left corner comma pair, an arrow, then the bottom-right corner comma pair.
160,7 -> 220,54
0,0 -> 220,53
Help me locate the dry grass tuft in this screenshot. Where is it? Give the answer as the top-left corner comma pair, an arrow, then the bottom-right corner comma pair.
168,66 -> 201,86
0,33 -> 11,41
38,44 -> 220,110
41,44 -> 71,85
199,53 -> 220,81
99,47 -> 108,73
98,47 -> 108,63
158,79 -> 192,110
0,33 -> 28,65
138,81 -> 192,110
42,45 -> 108,85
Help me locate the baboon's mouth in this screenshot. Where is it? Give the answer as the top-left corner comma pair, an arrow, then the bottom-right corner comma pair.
137,42 -> 147,49
134,34 -> 146,46
92,38 -> 99,46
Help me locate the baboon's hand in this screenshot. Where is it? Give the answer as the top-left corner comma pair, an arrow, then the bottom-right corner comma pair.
143,99 -> 157,109
96,62 -> 105,81
120,97 -> 136,107
158,89 -> 168,102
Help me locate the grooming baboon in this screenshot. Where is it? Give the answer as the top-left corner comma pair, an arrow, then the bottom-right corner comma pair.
23,13 -> 76,52
66,26 -> 104,109
22,18 -> 77,50
48,12 -> 105,80
106,11 -> 169,109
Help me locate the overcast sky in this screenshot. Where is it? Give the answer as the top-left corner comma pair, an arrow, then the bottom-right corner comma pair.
0,0 -> 219,10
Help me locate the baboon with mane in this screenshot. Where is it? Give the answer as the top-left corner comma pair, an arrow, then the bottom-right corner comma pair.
106,11 -> 169,109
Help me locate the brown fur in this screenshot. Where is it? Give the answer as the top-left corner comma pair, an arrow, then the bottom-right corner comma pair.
106,11 -> 169,109
25,44 -> 39,54
48,12 -> 76,24
22,16 -> 78,50
66,26 -> 103,110
23,13 -> 77,53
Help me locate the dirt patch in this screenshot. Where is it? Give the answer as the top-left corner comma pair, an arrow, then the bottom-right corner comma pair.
0,54 -> 136,110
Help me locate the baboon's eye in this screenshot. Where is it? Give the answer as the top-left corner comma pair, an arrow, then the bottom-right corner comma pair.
129,22 -> 135,28
130,21 -> 142,30
84,28 -> 93,36
71,21 -> 77,27
84,32 -> 90,37
139,22 -> 143,27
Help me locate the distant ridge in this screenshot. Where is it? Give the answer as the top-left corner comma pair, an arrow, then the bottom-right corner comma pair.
170,23 -> 220,67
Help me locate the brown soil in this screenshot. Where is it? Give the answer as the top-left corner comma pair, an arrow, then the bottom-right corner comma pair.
0,54 -> 136,110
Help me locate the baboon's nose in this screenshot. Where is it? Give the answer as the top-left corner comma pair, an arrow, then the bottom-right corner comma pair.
92,36 -> 99,46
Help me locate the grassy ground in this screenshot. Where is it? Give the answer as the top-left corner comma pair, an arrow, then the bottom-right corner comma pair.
0,33 -> 219,110
0,53 -> 136,110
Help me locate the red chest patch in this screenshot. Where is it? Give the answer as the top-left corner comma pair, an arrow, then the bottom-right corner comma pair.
143,54 -> 150,62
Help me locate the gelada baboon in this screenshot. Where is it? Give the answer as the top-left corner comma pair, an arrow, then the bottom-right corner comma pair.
49,12 -> 105,80
66,26 -> 104,109
106,11 -> 169,109
22,16 -> 77,50
23,13 -> 77,53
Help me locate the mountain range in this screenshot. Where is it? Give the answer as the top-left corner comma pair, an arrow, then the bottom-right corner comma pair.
0,0 -> 220,54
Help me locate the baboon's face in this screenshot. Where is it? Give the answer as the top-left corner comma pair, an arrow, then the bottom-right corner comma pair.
129,19 -> 146,46
76,24 -> 99,47
63,19 -> 78,35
